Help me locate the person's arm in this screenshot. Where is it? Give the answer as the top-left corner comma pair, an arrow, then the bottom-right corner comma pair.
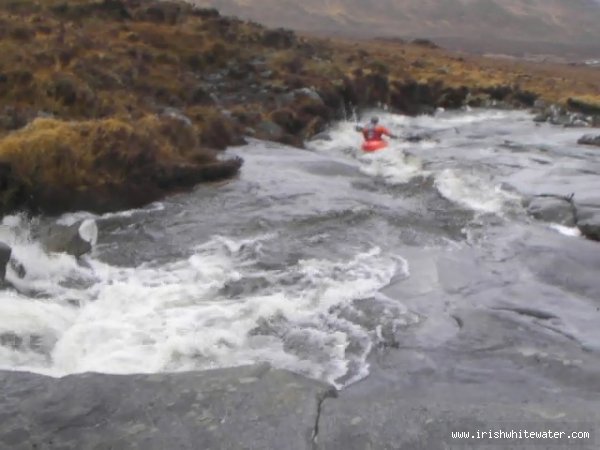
380,127 -> 398,139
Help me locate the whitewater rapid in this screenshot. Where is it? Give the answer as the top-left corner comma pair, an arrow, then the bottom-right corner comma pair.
1,108 -> 599,388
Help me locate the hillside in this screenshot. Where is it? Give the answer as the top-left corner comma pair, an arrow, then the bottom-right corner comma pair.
189,0 -> 600,57
0,0 -> 599,216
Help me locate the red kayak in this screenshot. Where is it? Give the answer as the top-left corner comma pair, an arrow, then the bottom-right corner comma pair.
361,140 -> 388,152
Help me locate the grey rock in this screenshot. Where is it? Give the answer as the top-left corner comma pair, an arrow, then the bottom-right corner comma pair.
526,195 -> 576,226
309,131 -> 332,142
567,112 -> 591,127
161,107 -> 193,126
9,259 -> 26,279
0,241 -> 11,281
278,88 -> 323,107
249,57 -> 267,71
533,104 -> 580,127
522,231 -> 600,298
565,119 -> 591,128
295,87 -> 323,103
204,71 -> 226,83
318,307 -> 600,450
37,219 -> 98,257
577,134 -> 600,147
576,206 -> 600,241
0,364 -> 335,450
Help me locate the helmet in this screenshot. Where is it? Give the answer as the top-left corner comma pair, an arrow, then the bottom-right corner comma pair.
370,116 -> 379,124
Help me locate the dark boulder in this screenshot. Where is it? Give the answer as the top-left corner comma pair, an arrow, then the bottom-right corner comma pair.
484,85 -> 513,102
390,80 -> 438,116
0,241 -> 11,281
261,28 -> 296,49
576,207 -> 600,241
37,219 -> 98,257
155,158 -> 243,189
578,135 -> 600,147
437,86 -> 469,109
278,88 -> 323,108
567,97 -> 600,116
512,89 -> 539,107
526,195 -> 576,227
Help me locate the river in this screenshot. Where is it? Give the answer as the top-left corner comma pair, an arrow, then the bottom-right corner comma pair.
1,108 -> 599,391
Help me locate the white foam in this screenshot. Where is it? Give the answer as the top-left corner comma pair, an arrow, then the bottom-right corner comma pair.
0,224 -> 410,388
549,224 -> 582,238
434,168 -> 521,214
358,146 -> 427,184
57,202 -> 165,226
78,219 -> 98,245
307,117 -> 428,185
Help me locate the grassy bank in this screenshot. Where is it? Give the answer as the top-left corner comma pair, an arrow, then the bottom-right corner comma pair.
0,0 -> 598,214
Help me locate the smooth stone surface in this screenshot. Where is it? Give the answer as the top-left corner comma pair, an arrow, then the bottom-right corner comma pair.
0,364 -> 335,450
318,308 -> 600,450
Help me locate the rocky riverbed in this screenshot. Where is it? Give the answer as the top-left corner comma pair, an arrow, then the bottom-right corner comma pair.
1,109 -> 599,449
1,0 -> 599,215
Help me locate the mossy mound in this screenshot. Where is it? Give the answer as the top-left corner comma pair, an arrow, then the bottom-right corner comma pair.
0,0 -> 598,214
0,116 -> 241,214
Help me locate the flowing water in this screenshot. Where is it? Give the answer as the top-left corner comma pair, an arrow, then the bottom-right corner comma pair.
1,109 -> 599,389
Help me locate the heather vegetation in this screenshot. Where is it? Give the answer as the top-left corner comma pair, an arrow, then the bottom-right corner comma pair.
0,0 -> 598,214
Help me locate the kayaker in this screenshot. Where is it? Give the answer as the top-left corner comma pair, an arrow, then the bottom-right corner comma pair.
355,117 -> 397,142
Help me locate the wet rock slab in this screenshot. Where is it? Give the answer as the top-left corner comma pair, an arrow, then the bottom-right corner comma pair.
0,364 -> 335,450
318,308 -> 600,450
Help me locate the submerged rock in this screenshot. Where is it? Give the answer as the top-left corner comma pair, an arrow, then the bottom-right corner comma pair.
37,219 -> 98,257
309,131 -> 332,142
576,207 -> 600,241
578,134 -> 600,147
526,195 -> 576,227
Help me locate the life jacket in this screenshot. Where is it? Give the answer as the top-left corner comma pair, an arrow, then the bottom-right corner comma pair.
362,124 -> 388,141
